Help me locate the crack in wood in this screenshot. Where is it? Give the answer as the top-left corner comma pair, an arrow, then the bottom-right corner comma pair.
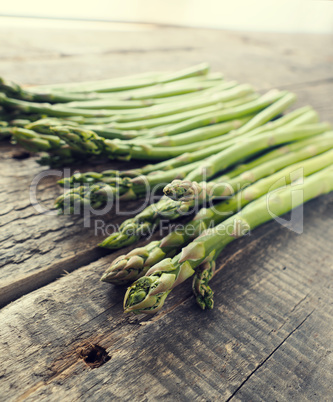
226,310 -> 315,401
0,247 -> 108,307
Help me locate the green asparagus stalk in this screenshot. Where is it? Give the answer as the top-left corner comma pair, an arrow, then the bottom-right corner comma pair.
100,241 -> 178,285
0,125 -> 12,140
0,93 -> 127,118
63,76 -> 222,104
192,248 -> 220,310
144,107 -> 315,148
106,81 -> 239,122
12,94 -> 300,164
96,85 -> 256,129
57,117 -> 252,170
234,91 -> 296,135
51,125 -> 238,161
27,118 -> 142,141
91,89 -> 286,152
132,106 -> 317,173
9,119 -> 32,127
11,127 -> 64,152
137,104 -> 317,149
0,77 -> 126,103
58,166 -> 144,187
163,132 -> 333,202
100,145 -> 333,282
26,103 -> 314,152
55,160 -> 203,213
137,90 -> 288,138
220,123 -> 324,182
179,122 -> 331,182
36,82 -> 233,124
123,165 -> 333,314
98,96 -> 302,161
32,63 -> 211,93
50,126 -> 113,157
94,116 -> 252,146
30,70 -> 167,92
26,118 -> 79,133
100,94 -> 258,133
109,121 -> 330,162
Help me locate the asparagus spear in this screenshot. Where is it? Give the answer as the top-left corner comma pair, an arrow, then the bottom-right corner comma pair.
26,103 -> 314,155
146,106 -> 315,148
234,91 -> 296,135
27,118 -> 142,141
134,90 -> 288,138
94,116 -> 252,145
164,132 -> 333,202
192,248 -> 220,310
0,77 -> 144,103
220,119 -> 322,181
89,90 -> 287,152
123,165 -> 333,314
11,127 -> 64,152
56,117 -> 252,171
94,93 -> 257,133
178,122 -> 331,181
63,75 -> 222,104
0,125 -> 12,140
0,93 -> 128,118
31,63 -> 211,93
50,125 -> 234,161
100,146 -> 333,281
111,121 -> 331,162
128,106 -> 317,173
105,95 -> 302,167
58,169 -> 140,187
37,83 -> 228,124
106,81 -> 239,122
55,160 -> 203,213
16,96 -> 301,165
30,70 -> 167,92
100,241 -> 178,285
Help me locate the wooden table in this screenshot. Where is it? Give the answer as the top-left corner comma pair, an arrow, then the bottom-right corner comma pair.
1,22 -> 332,401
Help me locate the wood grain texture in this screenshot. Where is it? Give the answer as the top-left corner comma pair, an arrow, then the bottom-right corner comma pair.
0,22 -> 332,401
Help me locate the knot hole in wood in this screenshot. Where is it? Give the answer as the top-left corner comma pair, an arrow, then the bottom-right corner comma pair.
79,344 -> 110,369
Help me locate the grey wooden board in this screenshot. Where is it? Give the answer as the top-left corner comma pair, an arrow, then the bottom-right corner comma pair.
0,23 -> 332,401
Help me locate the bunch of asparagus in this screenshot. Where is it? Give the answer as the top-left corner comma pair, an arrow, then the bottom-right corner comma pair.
1,64 -> 295,168
2,64 -> 332,315
0,64 -> 248,157
122,165 -> 333,313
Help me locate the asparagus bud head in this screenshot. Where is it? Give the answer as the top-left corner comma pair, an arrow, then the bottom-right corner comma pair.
124,257 -> 195,314
163,179 -> 197,201
123,275 -> 173,314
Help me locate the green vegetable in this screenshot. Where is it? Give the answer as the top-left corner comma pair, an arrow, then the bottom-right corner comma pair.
123,165 -> 333,314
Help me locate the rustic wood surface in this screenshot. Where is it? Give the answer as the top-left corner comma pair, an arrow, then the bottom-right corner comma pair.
0,21 -> 332,401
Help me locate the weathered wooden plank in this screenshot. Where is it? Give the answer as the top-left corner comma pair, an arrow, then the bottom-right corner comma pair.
0,195 -> 332,401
